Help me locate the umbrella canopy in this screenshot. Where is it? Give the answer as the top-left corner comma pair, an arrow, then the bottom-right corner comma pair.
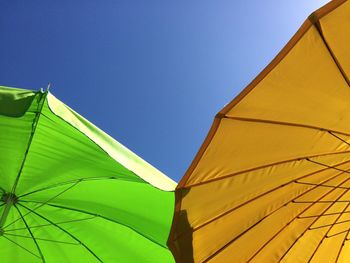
0,85 -> 176,262
168,0 -> 350,262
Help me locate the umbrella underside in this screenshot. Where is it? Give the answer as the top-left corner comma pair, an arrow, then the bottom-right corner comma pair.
0,86 -> 175,262
169,0 -> 350,262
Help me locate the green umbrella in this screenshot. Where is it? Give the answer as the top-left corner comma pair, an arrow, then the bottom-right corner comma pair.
0,86 -> 176,262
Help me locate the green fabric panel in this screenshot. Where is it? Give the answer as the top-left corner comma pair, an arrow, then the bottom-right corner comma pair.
21,179 -> 174,247
0,205 -> 42,263
15,99 -> 145,195
13,201 -> 174,262
0,86 -> 175,262
0,88 -> 41,191
0,86 -> 36,117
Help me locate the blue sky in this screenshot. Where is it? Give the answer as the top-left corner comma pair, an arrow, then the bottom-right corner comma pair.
0,1 -> 329,182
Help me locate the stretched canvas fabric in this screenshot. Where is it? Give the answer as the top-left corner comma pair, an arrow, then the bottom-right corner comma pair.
0,86 -> 176,262
168,0 -> 350,262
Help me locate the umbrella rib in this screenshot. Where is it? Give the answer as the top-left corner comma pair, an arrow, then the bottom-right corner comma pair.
307,202 -> 350,262
13,204 -> 45,262
17,203 -> 103,263
5,216 -> 96,232
312,6 -> 350,88
323,227 -> 350,263
299,210 -> 350,218
224,116 -> 350,137
293,200 -> 350,203
295,180 -> 350,189
185,127 -> 350,189
173,158 -> 350,241
5,232 -> 80,245
335,225 -> 350,261
18,177 -> 115,198
277,181 -> 350,261
328,131 -> 350,146
18,176 -> 143,199
248,158 -> 350,261
184,149 -> 350,188
326,229 -> 350,239
201,169 -> 350,263
308,218 -> 350,230
2,234 -> 41,259
306,158 -> 350,174
10,92 -> 47,194
246,173 -> 350,262
19,201 -> 168,249
248,156 -> 350,261
3,180 -> 81,230
323,145 -> 350,263
0,92 -> 47,230
39,112 -> 149,187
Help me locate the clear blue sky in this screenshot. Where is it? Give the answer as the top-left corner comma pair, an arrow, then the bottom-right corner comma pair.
0,1 -> 329,182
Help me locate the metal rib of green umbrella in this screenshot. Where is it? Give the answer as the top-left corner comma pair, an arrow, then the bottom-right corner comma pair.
0,86 -> 176,262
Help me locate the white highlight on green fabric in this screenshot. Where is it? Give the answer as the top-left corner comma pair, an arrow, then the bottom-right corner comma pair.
47,92 -> 176,191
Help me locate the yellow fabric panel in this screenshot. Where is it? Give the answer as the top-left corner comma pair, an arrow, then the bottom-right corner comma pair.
251,218 -> 316,262
177,151 -> 350,261
194,171 -> 350,262
309,234 -> 344,262
319,1 -> 350,80
337,240 -> 350,262
181,153 -> 350,230
327,209 -> 350,237
225,26 -> 350,134
281,188 -> 350,262
281,227 -> 329,263
188,185 -> 312,262
207,203 -> 309,263
187,118 -> 349,185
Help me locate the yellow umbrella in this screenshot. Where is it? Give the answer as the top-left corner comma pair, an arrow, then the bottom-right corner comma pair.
168,0 -> 350,262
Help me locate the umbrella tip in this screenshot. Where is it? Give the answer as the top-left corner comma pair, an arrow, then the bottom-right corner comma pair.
40,83 -> 51,94
308,12 -> 319,24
